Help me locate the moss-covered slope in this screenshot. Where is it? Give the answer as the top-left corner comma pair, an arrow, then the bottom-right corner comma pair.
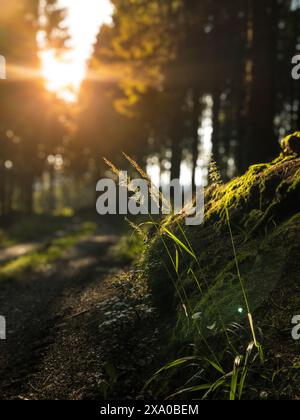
141,153 -> 300,398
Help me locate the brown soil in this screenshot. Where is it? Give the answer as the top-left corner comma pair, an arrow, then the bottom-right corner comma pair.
0,233 -> 124,400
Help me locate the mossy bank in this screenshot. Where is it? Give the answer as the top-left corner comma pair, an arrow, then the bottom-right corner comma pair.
136,152 -> 300,399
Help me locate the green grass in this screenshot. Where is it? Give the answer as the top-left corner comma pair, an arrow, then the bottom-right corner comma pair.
91,151 -> 300,399
0,229 -> 11,249
112,232 -> 145,264
0,221 -> 96,281
112,151 -> 300,400
0,214 -> 78,250
5,214 -> 76,244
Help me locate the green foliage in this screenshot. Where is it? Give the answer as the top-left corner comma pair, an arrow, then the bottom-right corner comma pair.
5,214 -> 73,243
112,231 -> 145,264
280,132 -> 300,157
99,0 -> 180,115
0,229 -> 10,249
0,214 -> 76,250
138,154 -> 300,399
0,221 -> 96,281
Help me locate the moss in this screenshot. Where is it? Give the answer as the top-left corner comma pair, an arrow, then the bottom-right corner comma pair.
280,131 -> 300,156
183,213 -> 300,339
205,163 -> 270,222
141,154 -> 300,392
288,167 -> 300,193
202,157 -> 300,230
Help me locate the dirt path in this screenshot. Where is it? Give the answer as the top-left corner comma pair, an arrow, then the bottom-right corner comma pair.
0,243 -> 38,265
0,232 -> 124,400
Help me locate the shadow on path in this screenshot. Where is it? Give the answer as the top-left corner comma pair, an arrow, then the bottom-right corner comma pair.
0,229 -> 125,400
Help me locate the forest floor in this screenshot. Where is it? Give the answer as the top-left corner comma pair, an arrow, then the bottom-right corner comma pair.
3,156 -> 299,401
0,243 -> 38,265
0,218 -> 159,400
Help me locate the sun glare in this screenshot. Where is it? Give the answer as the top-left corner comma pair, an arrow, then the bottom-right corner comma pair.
39,0 -> 113,103
40,50 -> 84,102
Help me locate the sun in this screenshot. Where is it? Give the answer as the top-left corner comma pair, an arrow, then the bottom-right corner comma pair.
39,0 -> 113,103
40,50 -> 84,102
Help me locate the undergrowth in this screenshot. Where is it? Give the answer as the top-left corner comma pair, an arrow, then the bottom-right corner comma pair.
105,138 -> 300,400
0,221 -> 96,281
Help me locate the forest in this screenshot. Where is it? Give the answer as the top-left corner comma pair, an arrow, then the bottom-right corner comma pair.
0,0 -> 300,402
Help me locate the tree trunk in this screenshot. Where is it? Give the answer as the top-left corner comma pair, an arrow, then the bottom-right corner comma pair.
49,166 -> 56,213
191,89 -> 201,190
170,115 -> 183,182
0,168 -> 6,218
212,90 -> 221,166
171,133 -> 182,181
24,175 -> 34,215
245,0 -> 279,167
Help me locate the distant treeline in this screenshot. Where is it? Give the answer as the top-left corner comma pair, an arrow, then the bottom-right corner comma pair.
1,0 -> 300,220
